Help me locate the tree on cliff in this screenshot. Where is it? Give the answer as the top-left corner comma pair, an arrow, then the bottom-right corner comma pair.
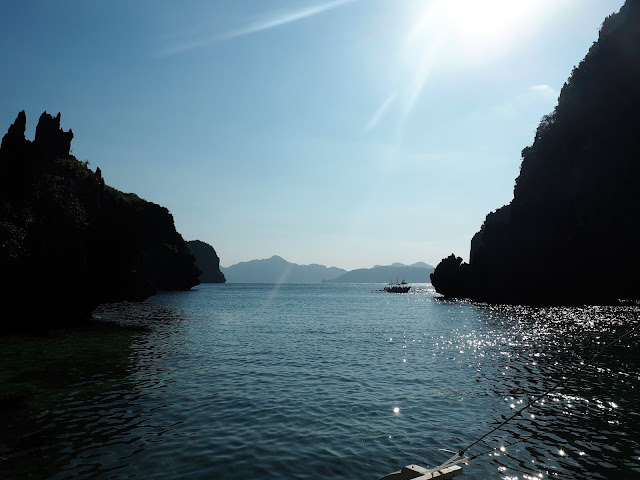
0,111 -> 201,331
431,0 -> 640,305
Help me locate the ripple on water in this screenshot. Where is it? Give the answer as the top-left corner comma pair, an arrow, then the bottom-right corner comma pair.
1,286 -> 639,479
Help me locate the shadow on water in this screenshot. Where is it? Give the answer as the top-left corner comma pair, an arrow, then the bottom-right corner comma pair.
0,301 -> 186,479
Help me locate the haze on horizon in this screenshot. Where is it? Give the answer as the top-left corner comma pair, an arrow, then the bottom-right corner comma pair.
0,0 -> 625,271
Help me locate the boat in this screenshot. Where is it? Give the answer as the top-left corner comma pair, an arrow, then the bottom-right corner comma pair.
384,278 -> 411,293
378,462 -> 465,479
378,451 -> 468,479
376,325 -> 640,480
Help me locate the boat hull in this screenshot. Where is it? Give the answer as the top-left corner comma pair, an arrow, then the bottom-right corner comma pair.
378,464 -> 463,479
384,286 -> 411,293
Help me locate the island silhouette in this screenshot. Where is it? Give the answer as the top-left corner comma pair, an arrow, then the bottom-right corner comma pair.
220,256 -> 433,284
0,112 -> 217,331
431,0 -> 640,305
3,2 -> 638,333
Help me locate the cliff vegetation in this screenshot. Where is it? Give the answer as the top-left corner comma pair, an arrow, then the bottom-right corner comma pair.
0,111 -> 201,330
431,0 -> 640,305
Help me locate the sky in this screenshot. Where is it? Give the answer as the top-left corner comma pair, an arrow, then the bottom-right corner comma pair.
0,0 -> 626,270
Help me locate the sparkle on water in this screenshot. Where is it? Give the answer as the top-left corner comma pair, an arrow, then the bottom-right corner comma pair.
0,283 -> 638,479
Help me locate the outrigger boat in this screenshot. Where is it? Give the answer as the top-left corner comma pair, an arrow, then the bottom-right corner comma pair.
384,278 -> 411,293
378,451 -> 468,479
376,323 -> 639,480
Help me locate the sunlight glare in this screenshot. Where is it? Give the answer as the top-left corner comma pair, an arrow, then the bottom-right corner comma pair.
406,0 -> 557,66
386,0 -> 558,127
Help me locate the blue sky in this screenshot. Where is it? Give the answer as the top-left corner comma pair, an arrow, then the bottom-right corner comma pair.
0,0 -> 625,270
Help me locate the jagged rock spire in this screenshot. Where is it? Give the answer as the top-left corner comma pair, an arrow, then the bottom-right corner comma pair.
34,111 -> 74,160
0,110 -> 28,154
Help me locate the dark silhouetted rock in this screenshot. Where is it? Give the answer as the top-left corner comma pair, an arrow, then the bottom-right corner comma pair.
0,111 -> 32,201
0,111 -> 201,331
34,112 -> 73,162
430,254 -> 471,299
188,240 -> 226,283
431,0 -> 640,305
0,110 -> 27,153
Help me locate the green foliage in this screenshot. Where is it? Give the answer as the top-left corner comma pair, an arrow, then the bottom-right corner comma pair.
600,12 -> 622,38
0,221 -> 27,266
534,111 -> 556,142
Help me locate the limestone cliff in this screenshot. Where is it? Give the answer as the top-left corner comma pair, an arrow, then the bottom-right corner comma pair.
188,240 -> 226,283
0,111 -> 200,330
431,0 -> 640,305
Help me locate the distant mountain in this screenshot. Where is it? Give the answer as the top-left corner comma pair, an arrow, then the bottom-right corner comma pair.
221,255 -> 347,283
325,263 -> 434,283
382,262 -> 432,269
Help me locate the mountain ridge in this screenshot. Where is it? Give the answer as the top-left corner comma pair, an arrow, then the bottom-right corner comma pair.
221,255 -> 347,283
325,264 -> 434,283
222,256 -> 434,283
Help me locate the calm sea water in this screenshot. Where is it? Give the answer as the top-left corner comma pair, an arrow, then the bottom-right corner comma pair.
1,283 -> 639,479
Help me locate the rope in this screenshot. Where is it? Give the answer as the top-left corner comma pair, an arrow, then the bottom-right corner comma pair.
460,319 -> 639,456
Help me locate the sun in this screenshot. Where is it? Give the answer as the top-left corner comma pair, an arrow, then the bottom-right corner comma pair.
451,0 -> 532,42
405,0 -> 558,66
365,0 -> 562,133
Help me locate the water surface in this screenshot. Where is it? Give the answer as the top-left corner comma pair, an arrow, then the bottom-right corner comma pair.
1,283 -> 639,479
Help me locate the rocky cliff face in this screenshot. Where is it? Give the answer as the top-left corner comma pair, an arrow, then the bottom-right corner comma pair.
187,240 -> 226,283
0,111 -> 200,330
431,0 -> 640,305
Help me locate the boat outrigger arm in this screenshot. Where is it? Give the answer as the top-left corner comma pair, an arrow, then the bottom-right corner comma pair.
378,450 -> 469,480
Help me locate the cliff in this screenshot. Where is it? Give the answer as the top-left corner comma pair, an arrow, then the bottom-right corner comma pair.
431,0 -> 640,305
0,111 -> 200,330
188,240 -> 226,283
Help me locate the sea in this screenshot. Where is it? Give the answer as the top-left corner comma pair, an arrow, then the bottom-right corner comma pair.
1,283 -> 639,480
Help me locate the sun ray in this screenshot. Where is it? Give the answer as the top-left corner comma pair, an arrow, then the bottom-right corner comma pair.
221,0 -> 357,41
159,0 -> 357,56
402,38 -> 440,123
375,0 -> 561,143
364,91 -> 398,133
